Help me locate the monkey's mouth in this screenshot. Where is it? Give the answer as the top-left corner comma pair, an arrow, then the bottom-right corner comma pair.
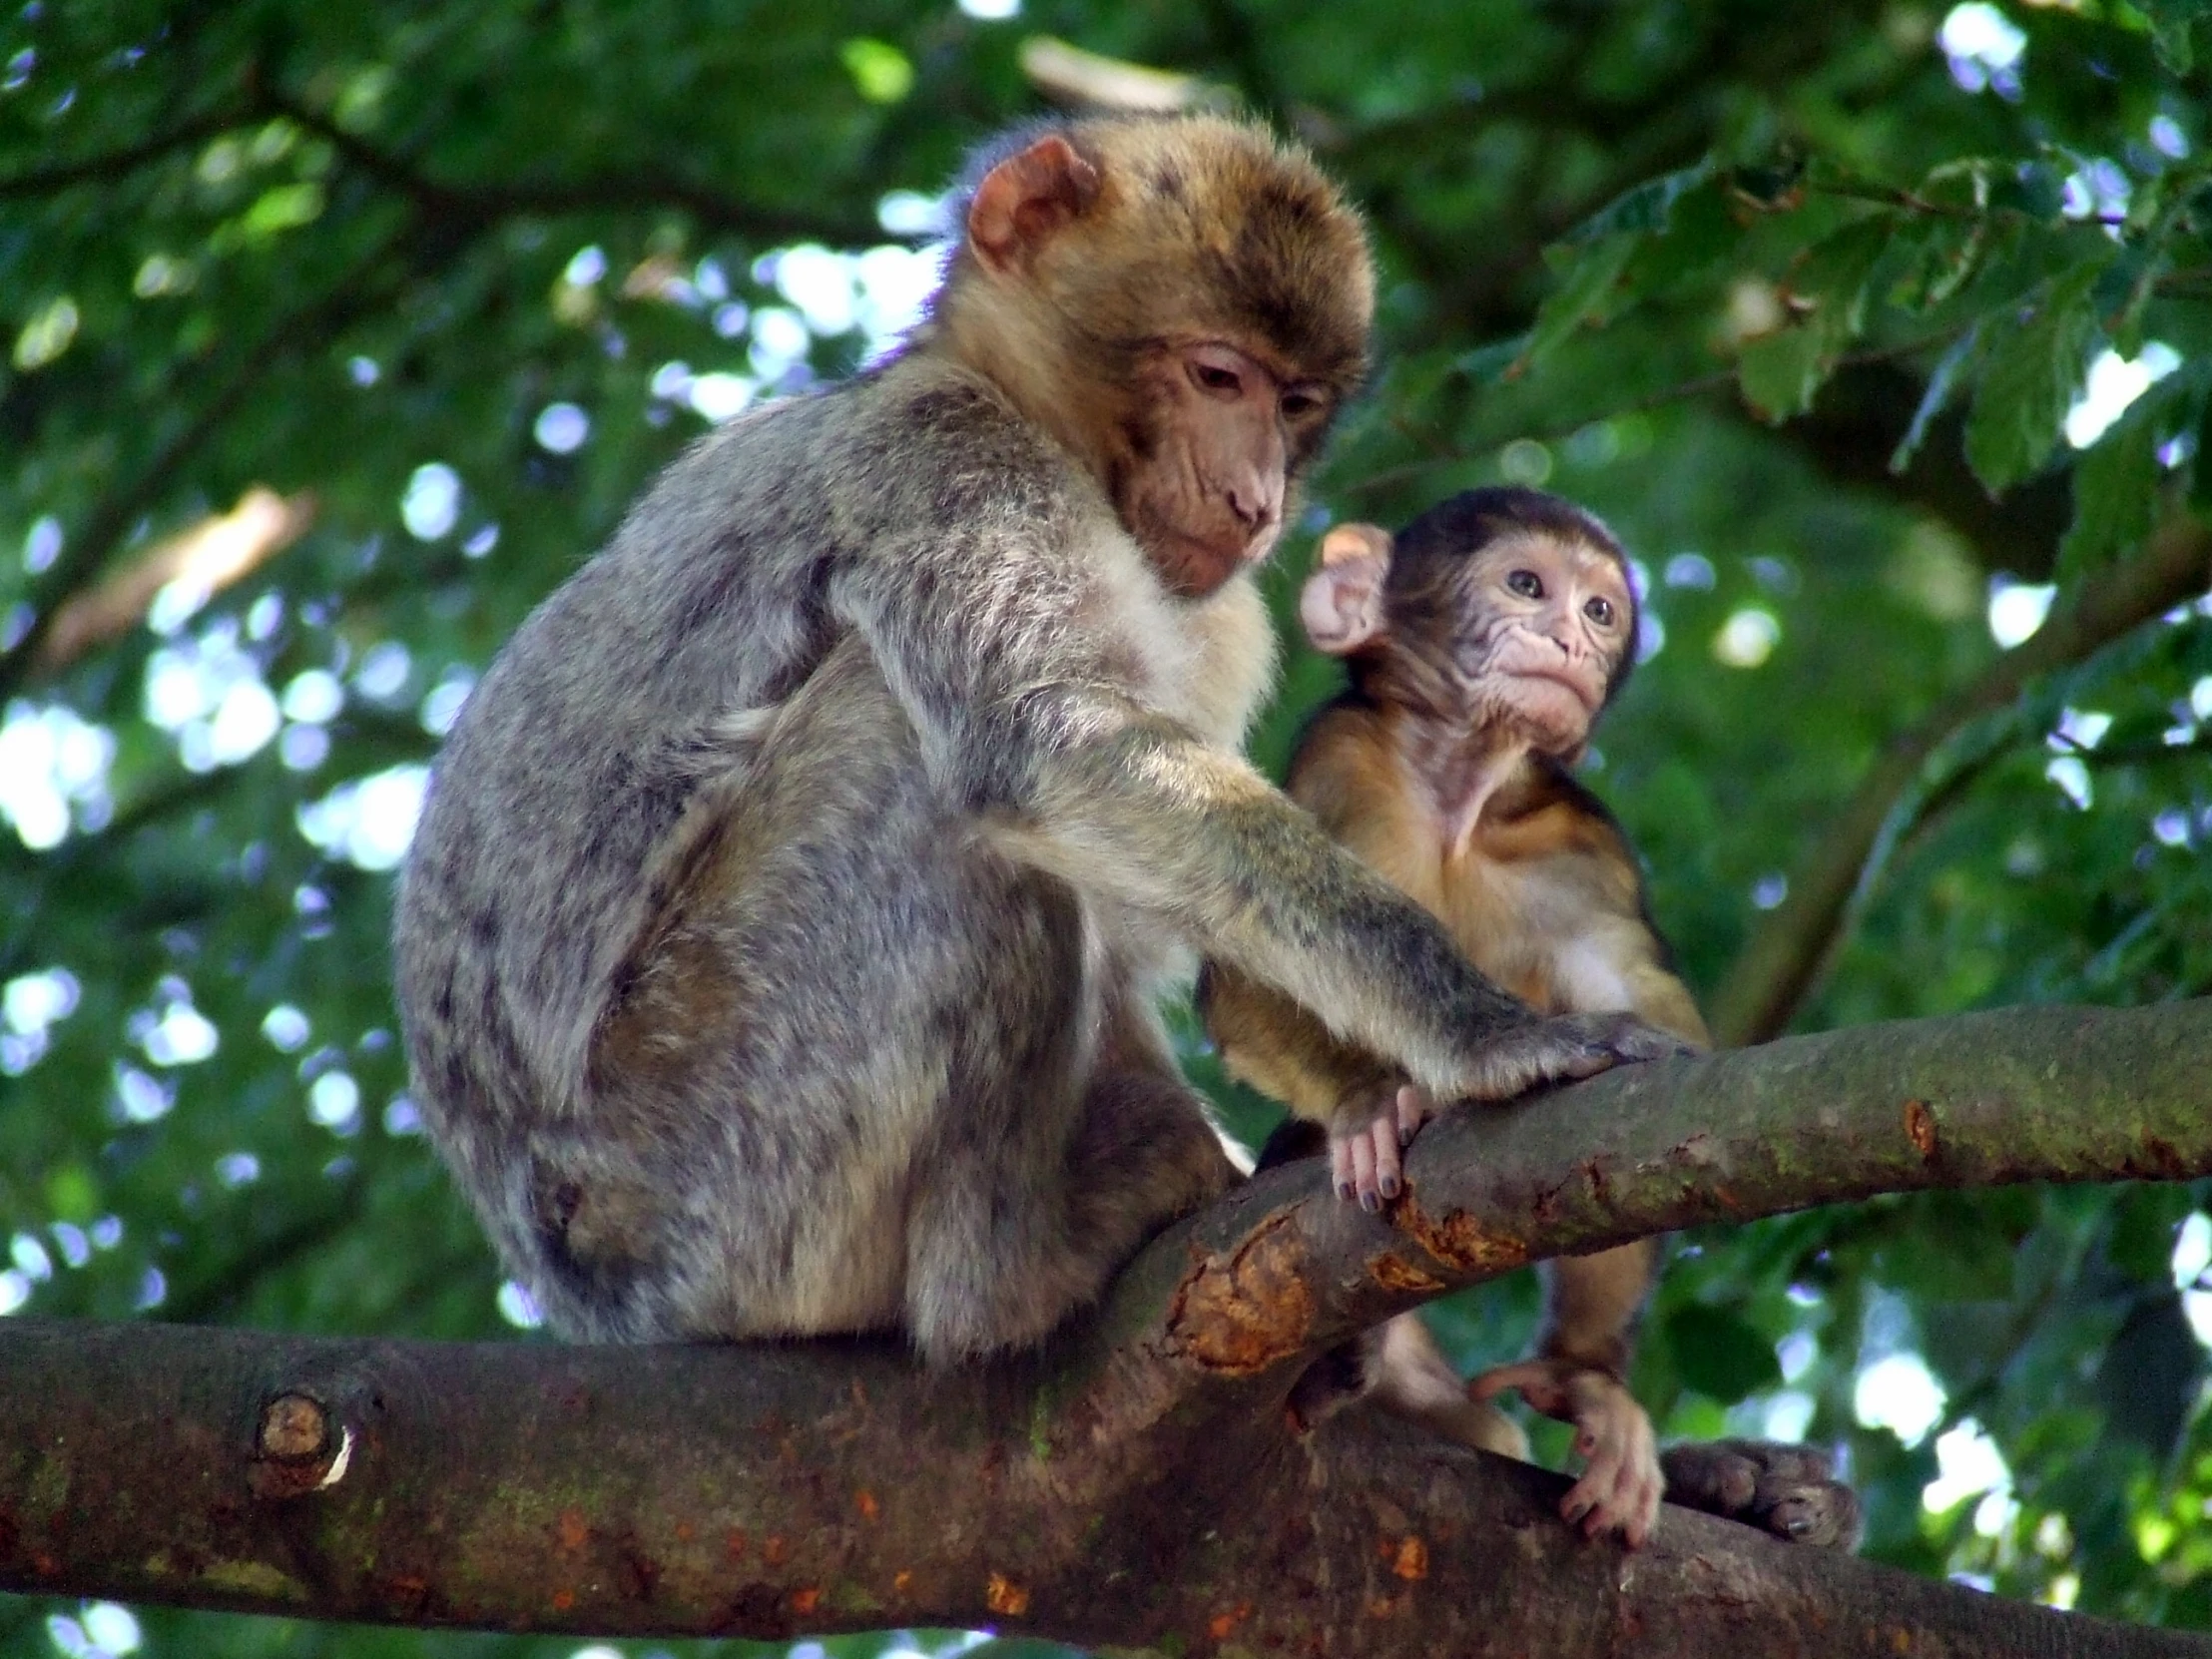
1505,666 -> 1603,714
1150,528 -> 1251,597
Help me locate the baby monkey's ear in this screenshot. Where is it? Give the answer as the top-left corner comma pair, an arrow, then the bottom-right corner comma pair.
1299,522 -> 1393,655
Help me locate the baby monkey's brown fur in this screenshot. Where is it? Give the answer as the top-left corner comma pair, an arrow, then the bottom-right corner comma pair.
1205,488 -> 1857,1549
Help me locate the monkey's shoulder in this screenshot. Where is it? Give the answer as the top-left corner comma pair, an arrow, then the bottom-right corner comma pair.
832,357 -> 1093,531
1280,699 -> 1417,830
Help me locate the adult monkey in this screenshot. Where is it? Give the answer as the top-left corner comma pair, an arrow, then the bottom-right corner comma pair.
393,115 -> 1679,1369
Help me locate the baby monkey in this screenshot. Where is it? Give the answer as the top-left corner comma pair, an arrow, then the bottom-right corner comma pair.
1205,487 -> 1854,1549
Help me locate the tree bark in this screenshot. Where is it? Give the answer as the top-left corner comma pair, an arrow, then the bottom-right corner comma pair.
4,999 -> 2211,1655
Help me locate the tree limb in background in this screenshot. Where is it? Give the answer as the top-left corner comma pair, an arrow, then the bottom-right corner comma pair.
29,486 -> 316,678
1710,508 -> 2212,1046
1018,38 -> 1225,114
263,92 -> 885,251
5,1000 -> 2211,1656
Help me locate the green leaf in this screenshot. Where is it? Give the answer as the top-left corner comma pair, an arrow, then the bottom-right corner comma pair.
1733,216 -> 1892,421
1521,234 -> 1636,365
1891,217 -> 1987,314
839,37 -> 914,103
1454,332 -> 1529,386
1962,254 -> 2114,494
2137,0 -> 2209,71
1666,1303 -> 1783,1402
1737,324 -> 1827,422
2193,383 -> 2212,511
1559,156 -> 1718,246
1892,324 -> 1982,473
1785,215 -> 1892,343
2056,409 -> 2162,583
240,182 -> 325,240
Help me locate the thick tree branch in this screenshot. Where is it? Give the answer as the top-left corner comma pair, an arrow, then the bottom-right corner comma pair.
1709,508 -> 2212,1046
3,1000 -> 2210,1654
0,110 -> 246,199
264,93 -> 884,250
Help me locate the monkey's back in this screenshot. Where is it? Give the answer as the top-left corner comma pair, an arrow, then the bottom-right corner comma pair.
394,370 -> 1106,1343
392,357 -> 1261,1351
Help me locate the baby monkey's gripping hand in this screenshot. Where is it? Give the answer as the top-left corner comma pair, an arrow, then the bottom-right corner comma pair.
1471,1360 -> 1664,1547
1327,1078 -> 1432,1210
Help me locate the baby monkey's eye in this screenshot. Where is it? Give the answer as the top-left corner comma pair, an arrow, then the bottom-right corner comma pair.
1280,387 -> 1324,419
1584,596 -> 1616,626
1191,361 -> 1243,395
1505,569 -> 1544,600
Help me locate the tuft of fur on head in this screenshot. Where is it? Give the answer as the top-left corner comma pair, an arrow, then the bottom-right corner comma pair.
924,113 -> 1374,481
1351,486 -> 1640,726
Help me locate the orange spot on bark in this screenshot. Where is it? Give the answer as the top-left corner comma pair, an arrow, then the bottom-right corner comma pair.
551,1589 -> 575,1612
1904,1099 -> 1937,1159
1890,1629 -> 1913,1653
764,1535 -> 788,1566
725,1528 -> 748,1560
1208,1602 -> 1253,1640
674,1521 -> 695,1543
893,1569 -> 913,1594
857,1489 -> 879,1521
986,1572 -> 1031,1616
1391,1536 -> 1427,1581
555,1509 -> 588,1551
1166,1213 -> 1315,1373
1392,1196 -> 1527,1274
790,1587 -> 821,1614
1370,1254 -> 1445,1295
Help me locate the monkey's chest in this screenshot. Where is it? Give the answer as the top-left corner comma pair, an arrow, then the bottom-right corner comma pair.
1435,854 -> 1633,1016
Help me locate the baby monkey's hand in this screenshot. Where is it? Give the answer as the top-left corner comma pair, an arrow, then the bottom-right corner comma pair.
1328,1079 -> 1435,1210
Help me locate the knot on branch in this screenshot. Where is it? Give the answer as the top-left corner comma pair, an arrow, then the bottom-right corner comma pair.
248,1390 -> 352,1500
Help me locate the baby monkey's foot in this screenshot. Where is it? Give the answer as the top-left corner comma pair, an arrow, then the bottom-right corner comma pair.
1471,1360 -> 1663,1547
1328,1082 -> 1435,1211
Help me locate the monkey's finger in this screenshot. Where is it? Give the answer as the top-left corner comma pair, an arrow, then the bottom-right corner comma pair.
1328,1137 -> 1357,1204
1394,1084 -> 1432,1145
1349,1132 -> 1381,1212
1369,1118 -> 1402,1200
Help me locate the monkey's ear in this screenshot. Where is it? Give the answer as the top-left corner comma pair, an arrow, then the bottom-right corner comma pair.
1300,524 -> 1393,655
968,135 -> 1102,274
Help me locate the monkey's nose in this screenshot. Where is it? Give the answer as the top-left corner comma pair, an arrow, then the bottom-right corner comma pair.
1227,476 -> 1279,529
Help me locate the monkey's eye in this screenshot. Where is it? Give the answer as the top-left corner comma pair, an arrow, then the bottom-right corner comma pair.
1584,596 -> 1616,626
1505,569 -> 1544,600
1280,387 -> 1325,420
1191,361 -> 1244,396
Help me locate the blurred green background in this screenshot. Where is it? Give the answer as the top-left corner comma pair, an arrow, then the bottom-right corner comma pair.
3,1 -> 2210,1653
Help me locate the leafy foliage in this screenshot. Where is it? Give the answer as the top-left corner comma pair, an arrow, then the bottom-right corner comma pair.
1,1 -> 2210,1653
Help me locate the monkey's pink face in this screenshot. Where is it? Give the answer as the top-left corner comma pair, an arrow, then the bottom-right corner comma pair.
1121,342 -> 1335,598
1456,535 -> 1633,754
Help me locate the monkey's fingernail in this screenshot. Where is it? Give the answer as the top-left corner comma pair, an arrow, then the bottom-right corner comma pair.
1335,1181 -> 1355,1203
1378,1174 -> 1399,1199
1359,1189 -> 1381,1213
